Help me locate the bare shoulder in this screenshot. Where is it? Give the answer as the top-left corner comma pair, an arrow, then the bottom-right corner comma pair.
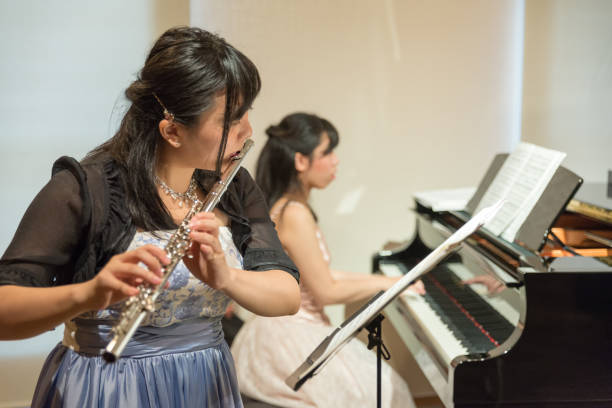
276,201 -> 323,258
275,200 -> 317,232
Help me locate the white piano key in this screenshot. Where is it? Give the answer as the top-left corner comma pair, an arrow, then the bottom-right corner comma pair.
378,262 -> 403,277
379,263 -> 469,364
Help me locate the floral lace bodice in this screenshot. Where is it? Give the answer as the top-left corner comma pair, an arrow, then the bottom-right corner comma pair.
81,227 -> 242,327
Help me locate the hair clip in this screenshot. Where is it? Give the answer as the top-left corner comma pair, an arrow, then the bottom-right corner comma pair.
153,93 -> 175,121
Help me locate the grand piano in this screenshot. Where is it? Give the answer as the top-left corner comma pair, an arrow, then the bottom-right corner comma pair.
374,158 -> 612,407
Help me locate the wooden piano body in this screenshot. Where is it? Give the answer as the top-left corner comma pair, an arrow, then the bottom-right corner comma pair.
374,178 -> 612,407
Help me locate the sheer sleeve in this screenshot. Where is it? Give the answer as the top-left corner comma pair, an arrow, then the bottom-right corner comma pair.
0,165 -> 88,287
233,168 -> 299,282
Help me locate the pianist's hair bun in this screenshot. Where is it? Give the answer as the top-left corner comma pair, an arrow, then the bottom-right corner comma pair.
256,113 -> 339,207
264,114 -> 338,147
265,124 -> 285,140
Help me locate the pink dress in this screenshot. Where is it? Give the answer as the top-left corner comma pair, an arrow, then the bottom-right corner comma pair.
231,202 -> 415,408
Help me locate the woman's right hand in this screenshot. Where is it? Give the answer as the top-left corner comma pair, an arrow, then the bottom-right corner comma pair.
406,279 -> 426,295
462,275 -> 504,295
80,244 -> 170,311
397,279 -> 426,296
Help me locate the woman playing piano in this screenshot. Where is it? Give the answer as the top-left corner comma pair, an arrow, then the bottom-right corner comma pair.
231,112 -> 423,407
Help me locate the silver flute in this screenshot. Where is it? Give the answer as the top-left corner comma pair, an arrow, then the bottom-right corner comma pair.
103,139 -> 254,362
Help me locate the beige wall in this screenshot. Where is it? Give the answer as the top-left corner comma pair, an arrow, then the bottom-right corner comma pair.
191,0 -> 525,326
522,0 -> 612,182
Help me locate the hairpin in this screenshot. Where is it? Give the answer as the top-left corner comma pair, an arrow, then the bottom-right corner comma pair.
153,93 -> 175,121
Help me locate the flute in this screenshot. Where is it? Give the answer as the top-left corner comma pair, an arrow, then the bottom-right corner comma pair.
103,139 -> 254,362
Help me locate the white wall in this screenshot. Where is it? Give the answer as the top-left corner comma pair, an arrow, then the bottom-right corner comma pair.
191,0 -> 525,325
522,0 -> 612,182
0,1 -> 188,405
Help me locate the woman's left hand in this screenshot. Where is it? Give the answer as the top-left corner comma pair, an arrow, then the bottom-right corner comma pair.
184,212 -> 235,290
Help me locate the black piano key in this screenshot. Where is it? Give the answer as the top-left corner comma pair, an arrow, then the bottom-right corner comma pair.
420,264 -> 516,354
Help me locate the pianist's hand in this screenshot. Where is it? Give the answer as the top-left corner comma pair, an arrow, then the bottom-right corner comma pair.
401,279 -> 426,296
462,275 -> 504,295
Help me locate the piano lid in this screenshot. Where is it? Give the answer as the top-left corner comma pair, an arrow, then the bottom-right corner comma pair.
566,182 -> 612,225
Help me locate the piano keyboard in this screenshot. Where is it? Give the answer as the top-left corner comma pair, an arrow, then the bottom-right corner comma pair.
423,266 -> 515,353
379,261 -> 516,365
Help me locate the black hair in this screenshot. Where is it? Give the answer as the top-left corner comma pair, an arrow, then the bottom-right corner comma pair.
255,112 -> 339,207
87,26 -> 261,230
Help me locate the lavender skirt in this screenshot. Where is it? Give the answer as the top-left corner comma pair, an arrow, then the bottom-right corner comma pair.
31,317 -> 243,407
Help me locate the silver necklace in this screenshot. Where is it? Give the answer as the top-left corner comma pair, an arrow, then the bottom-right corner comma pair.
155,176 -> 199,208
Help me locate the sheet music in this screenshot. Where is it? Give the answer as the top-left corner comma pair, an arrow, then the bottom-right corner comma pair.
414,187 -> 477,212
474,142 -> 566,241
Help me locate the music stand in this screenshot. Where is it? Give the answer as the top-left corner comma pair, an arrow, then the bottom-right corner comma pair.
285,201 -> 503,407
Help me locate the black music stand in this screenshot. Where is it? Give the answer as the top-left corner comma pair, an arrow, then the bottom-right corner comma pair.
285,201 -> 504,407
365,313 -> 389,408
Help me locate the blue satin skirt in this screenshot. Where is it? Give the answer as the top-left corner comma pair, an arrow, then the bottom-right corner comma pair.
31,317 -> 243,407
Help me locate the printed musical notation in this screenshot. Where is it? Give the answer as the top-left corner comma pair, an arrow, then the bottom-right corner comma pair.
474,142 -> 566,241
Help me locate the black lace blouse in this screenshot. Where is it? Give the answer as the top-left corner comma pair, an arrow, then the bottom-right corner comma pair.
0,156 -> 298,288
